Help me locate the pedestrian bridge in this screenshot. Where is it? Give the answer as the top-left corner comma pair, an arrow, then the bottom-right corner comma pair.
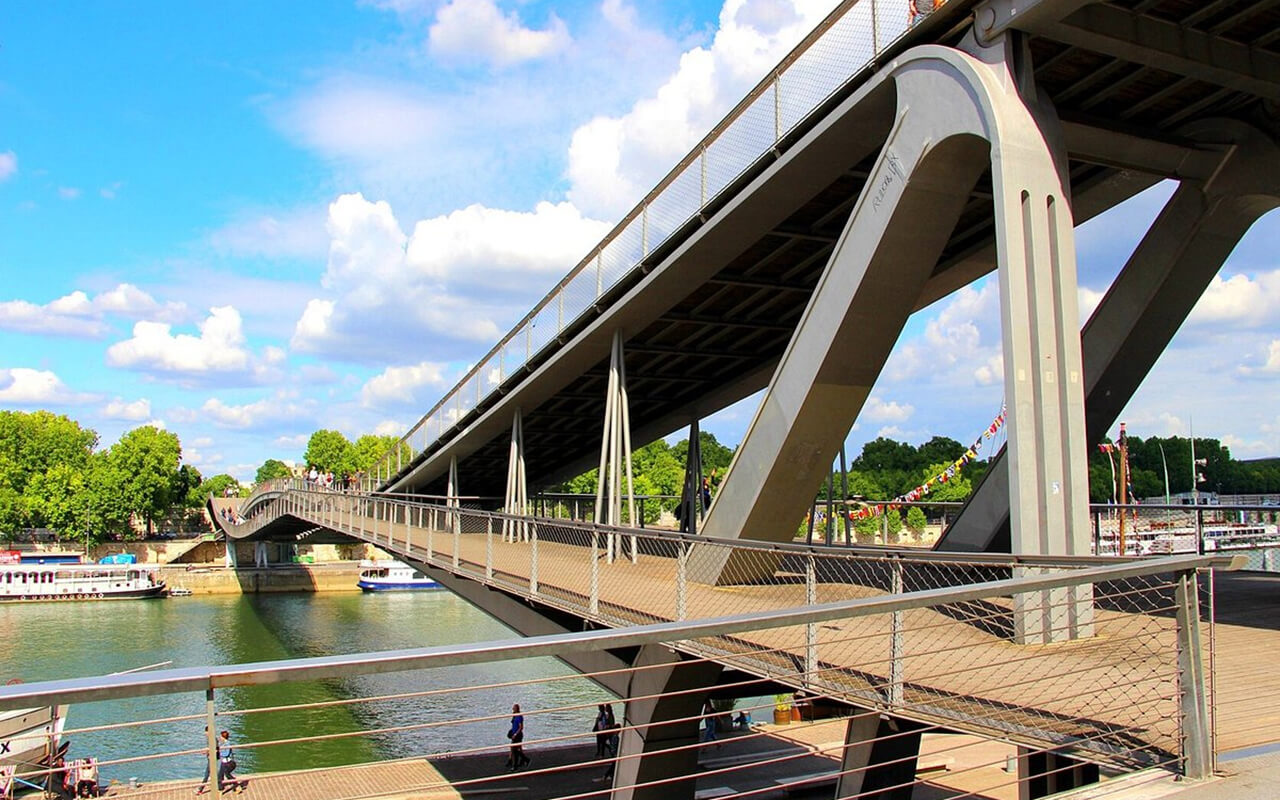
209,483 -> 1269,799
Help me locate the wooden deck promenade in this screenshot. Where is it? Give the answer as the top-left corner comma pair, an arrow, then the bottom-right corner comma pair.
261,499 -> 1280,760
100,759 -> 458,800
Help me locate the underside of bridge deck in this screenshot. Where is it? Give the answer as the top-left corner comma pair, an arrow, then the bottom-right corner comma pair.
375,0 -> 1280,558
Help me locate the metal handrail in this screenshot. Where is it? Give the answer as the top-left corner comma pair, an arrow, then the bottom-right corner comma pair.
0,552 -> 1223,711
366,0 -> 970,489
233,486 -> 1139,568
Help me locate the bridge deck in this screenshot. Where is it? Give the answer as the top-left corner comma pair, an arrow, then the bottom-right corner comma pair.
105,758 -> 457,800
276,501 -> 1234,764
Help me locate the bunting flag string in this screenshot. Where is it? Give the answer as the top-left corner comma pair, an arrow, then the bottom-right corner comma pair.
849,404 -> 1007,520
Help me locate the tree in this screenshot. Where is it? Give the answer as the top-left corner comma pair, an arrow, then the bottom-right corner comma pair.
175,464 -> 203,507
304,430 -> 353,475
906,506 -> 927,536
255,459 -> 293,484
194,474 -> 241,504
110,425 -> 183,536
918,462 -> 972,503
351,435 -> 400,474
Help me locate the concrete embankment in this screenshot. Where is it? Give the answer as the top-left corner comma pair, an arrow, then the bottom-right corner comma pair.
158,564 -> 364,595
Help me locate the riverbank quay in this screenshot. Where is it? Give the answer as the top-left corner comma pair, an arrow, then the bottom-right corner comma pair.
158,563 -> 364,595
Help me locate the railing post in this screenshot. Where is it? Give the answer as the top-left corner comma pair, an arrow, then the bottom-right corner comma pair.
486,516 -> 494,580
453,506 -> 461,569
205,688 -> 218,792
677,540 -> 688,621
890,557 -> 905,707
590,529 -> 600,615
805,553 -> 817,688
428,510 -> 435,561
530,524 -> 539,595
1177,570 -> 1212,780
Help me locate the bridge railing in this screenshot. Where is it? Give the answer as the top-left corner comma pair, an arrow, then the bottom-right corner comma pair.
367,0 -> 954,490
0,549 -> 1221,795
235,488 -> 1229,779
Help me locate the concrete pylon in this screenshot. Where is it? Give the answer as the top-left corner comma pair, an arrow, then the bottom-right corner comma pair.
610,645 -> 723,800
693,40 -> 1093,620
940,119 -> 1280,552
503,409 -> 529,543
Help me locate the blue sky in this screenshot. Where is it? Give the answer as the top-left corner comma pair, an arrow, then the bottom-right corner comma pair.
2,0 -> 1278,482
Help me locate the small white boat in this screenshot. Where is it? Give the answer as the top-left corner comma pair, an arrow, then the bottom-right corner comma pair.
0,703 -> 66,778
0,564 -> 165,602
169,586 -> 193,597
357,561 -> 440,592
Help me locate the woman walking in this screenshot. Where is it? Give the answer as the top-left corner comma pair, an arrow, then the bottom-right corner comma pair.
505,704 -> 531,771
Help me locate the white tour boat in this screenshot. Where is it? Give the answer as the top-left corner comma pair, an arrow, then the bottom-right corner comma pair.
357,561 -> 441,592
0,564 -> 166,602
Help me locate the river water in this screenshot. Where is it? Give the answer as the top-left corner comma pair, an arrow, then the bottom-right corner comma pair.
3,590 -> 612,784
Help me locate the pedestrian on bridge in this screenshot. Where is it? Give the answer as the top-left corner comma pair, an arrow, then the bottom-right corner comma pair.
505,704 -> 530,771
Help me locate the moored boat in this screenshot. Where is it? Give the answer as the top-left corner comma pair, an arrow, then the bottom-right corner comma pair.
0,694 -> 66,781
357,560 -> 440,592
0,564 -> 166,602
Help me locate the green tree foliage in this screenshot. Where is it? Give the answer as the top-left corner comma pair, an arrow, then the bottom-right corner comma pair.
906,506 -> 927,534
194,474 -> 242,503
109,425 -> 183,535
351,434 -> 408,475
0,411 -> 99,537
175,464 -> 203,507
255,459 -> 293,484
304,429 -> 354,475
917,462 -> 972,502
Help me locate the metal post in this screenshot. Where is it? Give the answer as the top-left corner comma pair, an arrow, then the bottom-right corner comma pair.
840,445 -> 850,545
805,554 -> 817,688
590,530 -> 600,615
486,516 -> 494,580
890,558 -> 904,706
676,541 -> 688,621
1195,507 -> 1205,555
530,525 -> 539,595
205,688 -> 218,792
825,471 -> 834,546
1176,570 -> 1211,780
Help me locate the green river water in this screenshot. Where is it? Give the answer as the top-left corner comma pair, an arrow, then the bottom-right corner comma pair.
3,590 -> 611,785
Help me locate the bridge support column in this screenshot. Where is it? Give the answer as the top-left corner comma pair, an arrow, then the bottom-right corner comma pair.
612,645 -> 723,800
940,119 -> 1280,554
448,456 -> 460,567
1015,747 -> 1098,800
835,714 -> 924,800
595,330 -> 636,563
503,409 -> 528,543
695,42 -> 1093,599
678,420 -> 705,534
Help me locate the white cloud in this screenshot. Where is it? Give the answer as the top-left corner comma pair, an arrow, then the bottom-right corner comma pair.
405,200 -> 610,288
886,282 -> 1000,383
201,393 -> 315,430
1238,339 -> 1280,377
58,186 -> 81,200
107,306 -> 285,384
291,192 -> 607,362
208,207 -> 329,259
375,419 -> 406,436
360,361 -> 449,408
277,80 -> 442,162
1189,270 -> 1280,328
0,283 -> 188,339
192,437 -> 214,448
99,181 -> 123,199
0,368 -> 95,405
0,152 -> 15,181
429,0 -> 570,68
862,396 -> 913,424
567,0 -> 841,219
102,397 -> 152,421
274,433 -> 310,448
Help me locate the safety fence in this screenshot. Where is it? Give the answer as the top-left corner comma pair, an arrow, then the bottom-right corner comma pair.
366,0 -> 960,491
222,488 -> 1226,784
0,541 -> 1219,800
